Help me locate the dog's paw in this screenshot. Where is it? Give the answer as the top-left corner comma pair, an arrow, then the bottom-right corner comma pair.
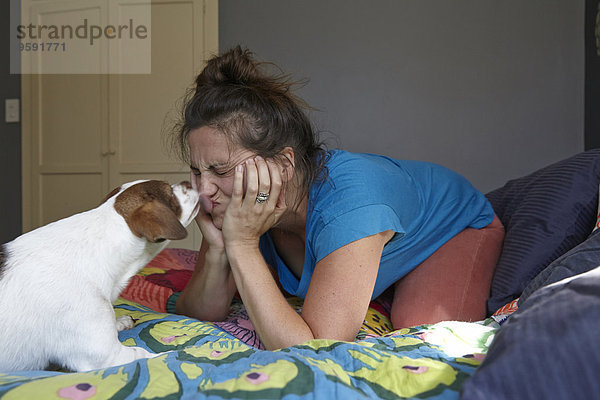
115,315 -> 136,331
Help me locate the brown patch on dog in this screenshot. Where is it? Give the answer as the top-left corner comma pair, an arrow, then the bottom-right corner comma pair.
113,181 -> 186,242
128,200 -> 188,242
100,185 -> 122,205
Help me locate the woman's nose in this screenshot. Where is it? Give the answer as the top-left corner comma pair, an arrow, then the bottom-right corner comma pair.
193,173 -> 217,197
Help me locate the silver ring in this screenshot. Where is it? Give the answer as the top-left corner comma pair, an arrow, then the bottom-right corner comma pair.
256,192 -> 270,204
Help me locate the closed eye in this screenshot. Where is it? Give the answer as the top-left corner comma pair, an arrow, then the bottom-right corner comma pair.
212,168 -> 229,176
191,165 -> 231,177
190,166 -> 201,176
210,164 -> 236,176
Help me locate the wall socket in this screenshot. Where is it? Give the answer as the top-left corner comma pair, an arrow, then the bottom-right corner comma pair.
5,99 -> 20,123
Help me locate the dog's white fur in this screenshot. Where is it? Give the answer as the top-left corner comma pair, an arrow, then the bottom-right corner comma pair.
0,180 -> 199,372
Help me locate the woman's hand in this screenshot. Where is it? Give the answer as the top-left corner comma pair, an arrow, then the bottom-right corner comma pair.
190,171 -> 226,251
222,156 -> 287,249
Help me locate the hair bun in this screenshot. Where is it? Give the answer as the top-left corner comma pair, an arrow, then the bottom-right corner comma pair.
196,46 -> 262,88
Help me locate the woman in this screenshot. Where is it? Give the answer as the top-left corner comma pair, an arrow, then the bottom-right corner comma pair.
172,46 -> 504,350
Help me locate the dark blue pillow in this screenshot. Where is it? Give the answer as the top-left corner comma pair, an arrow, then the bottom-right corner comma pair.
519,228 -> 600,304
461,266 -> 600,400
485,149 -> 600,314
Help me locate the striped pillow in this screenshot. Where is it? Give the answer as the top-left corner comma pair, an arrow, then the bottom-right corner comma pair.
594,185 -> 600,232
485,149 -> 600,314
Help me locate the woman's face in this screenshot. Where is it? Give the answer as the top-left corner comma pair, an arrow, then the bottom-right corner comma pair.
188,126 -> 254,229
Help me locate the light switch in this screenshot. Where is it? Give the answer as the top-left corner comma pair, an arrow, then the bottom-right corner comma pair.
5,99 -> 20,123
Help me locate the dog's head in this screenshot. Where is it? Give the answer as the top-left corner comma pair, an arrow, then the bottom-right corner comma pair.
103,180 -> 200,243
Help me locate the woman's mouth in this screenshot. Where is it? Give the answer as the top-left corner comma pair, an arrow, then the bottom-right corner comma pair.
198,195 -> 216,213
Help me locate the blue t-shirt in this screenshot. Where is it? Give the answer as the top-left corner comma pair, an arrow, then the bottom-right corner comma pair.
259,150 -> 494,300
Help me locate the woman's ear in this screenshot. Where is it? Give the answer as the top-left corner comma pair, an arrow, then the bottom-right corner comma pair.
279,147 -> 295,182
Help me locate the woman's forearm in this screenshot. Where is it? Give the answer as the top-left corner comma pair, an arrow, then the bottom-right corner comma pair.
227,245 -> 315,350
176,246 -> 237,321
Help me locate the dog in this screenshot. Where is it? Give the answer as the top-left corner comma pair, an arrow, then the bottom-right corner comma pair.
0,180 -> 200,372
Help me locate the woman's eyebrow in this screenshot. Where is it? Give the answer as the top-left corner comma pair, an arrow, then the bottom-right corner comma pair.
191,161 -> 229,171
207,162 -> 230,171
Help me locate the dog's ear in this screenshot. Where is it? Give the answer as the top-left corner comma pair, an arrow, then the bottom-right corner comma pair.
100,185 -> 122,205
128,200 -> 188,243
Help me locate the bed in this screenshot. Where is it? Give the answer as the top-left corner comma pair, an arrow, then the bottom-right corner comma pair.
1,149 -> 599,400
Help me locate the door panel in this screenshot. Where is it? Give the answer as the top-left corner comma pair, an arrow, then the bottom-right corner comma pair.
39,173 -> 105,225
25,0 -> 107,74
39,75 -> 107,168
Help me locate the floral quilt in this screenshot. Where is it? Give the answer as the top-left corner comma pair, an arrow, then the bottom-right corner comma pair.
0,249 -> 506,400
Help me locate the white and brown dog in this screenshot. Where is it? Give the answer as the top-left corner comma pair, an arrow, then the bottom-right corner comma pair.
0,180 -> 200,372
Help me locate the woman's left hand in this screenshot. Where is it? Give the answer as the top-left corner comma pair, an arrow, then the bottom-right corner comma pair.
221,156 -> 287,249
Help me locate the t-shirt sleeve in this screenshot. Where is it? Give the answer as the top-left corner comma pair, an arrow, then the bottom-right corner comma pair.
311,203 -> 405,264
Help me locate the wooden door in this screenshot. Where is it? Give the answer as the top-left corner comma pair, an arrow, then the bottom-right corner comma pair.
21,0 -> 217,251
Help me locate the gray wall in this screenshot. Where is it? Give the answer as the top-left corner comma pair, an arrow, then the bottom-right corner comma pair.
1,0 -> 22,243
585,0 -> 600,149
220,0 -> 585,193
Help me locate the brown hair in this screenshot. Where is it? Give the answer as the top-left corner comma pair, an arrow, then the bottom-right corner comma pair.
170,46 -> 327,207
